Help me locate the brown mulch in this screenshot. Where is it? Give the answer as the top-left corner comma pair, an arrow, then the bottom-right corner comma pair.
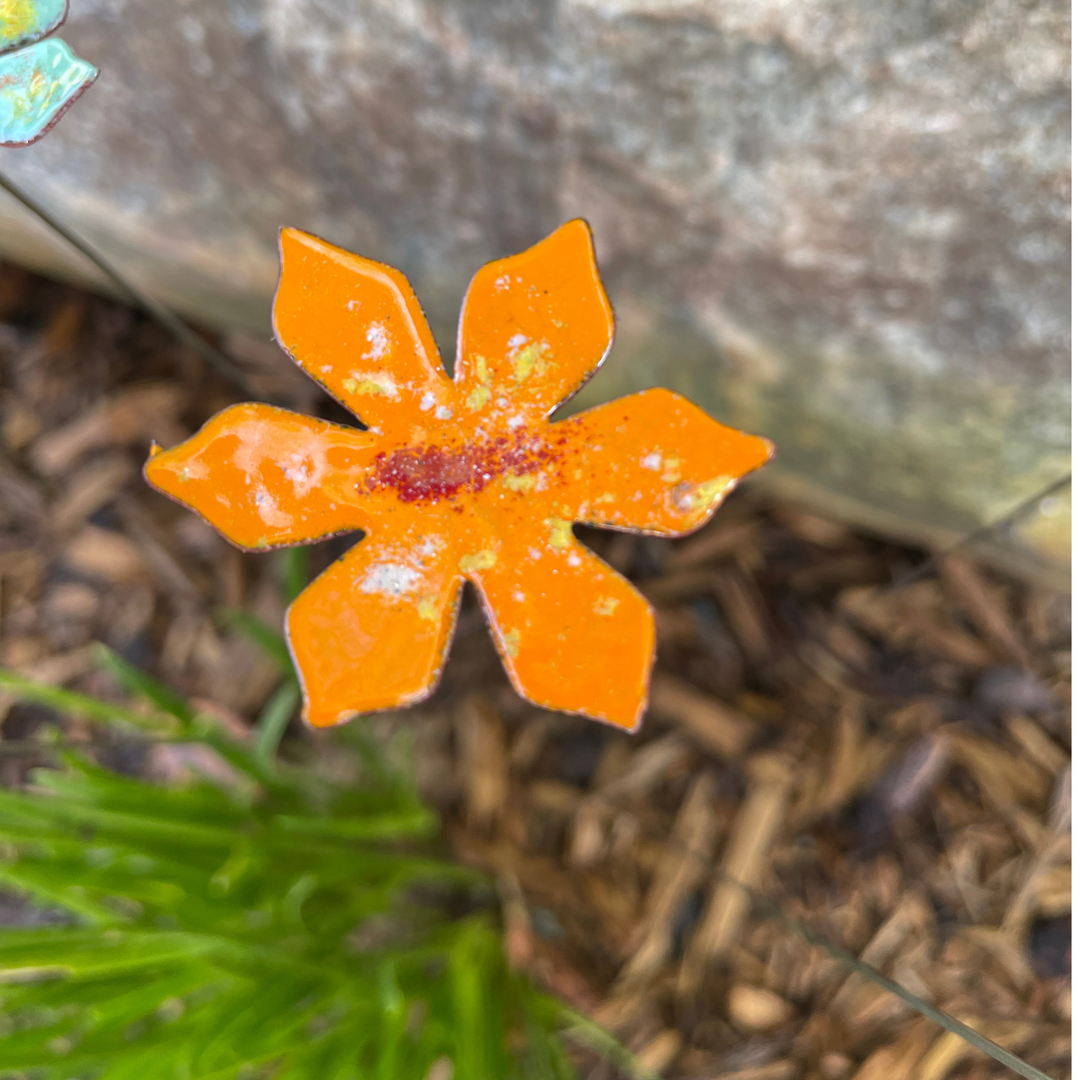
0,260 -> 1071,1080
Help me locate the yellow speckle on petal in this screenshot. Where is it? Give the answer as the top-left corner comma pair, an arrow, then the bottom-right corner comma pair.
417,595 -> 440,621
598,492 -> 616,504
503,628 -> 520,658
675,474 -> 735,515
512,341 -> 549,383
466,385 -> 492,411
460,550 -> 498,573
475,355 -> 490,384
662,457 -> 683,483
594,597 -> 619,616
3,1 -> 42,43
253,536 -> 269,549
356,377 -> 396,397
545,518 -> 573,550
552,318 -> 564,328
501,474 -> 536,493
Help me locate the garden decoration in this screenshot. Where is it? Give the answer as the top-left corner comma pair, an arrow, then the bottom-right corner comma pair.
145,220 -> 773,730
0,0 -> 97,147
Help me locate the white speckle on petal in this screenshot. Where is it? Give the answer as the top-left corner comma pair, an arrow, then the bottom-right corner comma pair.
435,406 -> 453,420
507,414 -> 525,429
567,553 -> 582,567
364,322 -> 389,360
512,589 -> 526,602
642,452 -> 662,471
251,487 -> 290,528
361,563 -> 421,596
419,391 -> 436,412
417,535 -> 446,560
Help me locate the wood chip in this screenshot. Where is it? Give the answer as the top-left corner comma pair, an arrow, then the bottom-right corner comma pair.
679,754 -> 792,994
828,893 -> 931,1017
667,518 -> 759,570
713,568 -> 773,666
728,985 -> 796,1031
939,554 -> 1032,668
568,734 -> 688,865
594,731 -> 689,803
635,1028 -> 683,1073
113,496 -> 202,601
50,455 -> 134,533
63,526 -> 148,584
618,773 -> 719,985
456,695 -> 509,832
31,383 -> 187,476
946,730 -> 1048,809
839,584 -> 994,668
916,1020 -> 1033,1080
649,673 -> 756,760
851,1019 -> 936,1080
1004,714 -> 1068,776
714,1062 -> 797,1080
10,644 -> 96,684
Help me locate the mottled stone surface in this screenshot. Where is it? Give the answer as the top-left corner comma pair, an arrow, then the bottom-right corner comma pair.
0,0 -> 1069,580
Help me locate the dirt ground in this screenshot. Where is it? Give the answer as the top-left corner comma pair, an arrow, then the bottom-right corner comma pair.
0,261 -> 1071,1079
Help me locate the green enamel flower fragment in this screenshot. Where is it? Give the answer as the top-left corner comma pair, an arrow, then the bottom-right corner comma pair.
0,0 -> 97,146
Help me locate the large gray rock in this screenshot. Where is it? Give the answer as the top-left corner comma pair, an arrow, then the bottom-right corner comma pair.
1,0 -> 1069,582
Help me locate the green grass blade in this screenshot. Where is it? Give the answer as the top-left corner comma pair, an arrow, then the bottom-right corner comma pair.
215,609 -> 294,676
279,546 -> 311,604
271,808 -> 438,841
94,644 -> 196,728
0,669 -> 174,733
255,680 -> 300,769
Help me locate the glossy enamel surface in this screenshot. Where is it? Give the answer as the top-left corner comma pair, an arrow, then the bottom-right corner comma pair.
0,0 -> 67,54
146,220 -> 774,730
0,36 -> 97,147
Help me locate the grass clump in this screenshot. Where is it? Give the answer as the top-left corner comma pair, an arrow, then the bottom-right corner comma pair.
0,642 -> 584,1080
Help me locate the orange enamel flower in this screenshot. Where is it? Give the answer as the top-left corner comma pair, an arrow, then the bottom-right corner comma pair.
145,222 -> 773,730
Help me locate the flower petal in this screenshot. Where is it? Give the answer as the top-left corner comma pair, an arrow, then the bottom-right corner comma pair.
0,38 -> 97,148
469,532 -> 654,729
273,228 -> 454,440
544,388 -> 774,536
287,528 -> 462,725
144,404 -> 377,550
455,220 -> 613,422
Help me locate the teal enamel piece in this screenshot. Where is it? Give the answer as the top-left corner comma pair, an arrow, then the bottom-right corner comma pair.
0,36 -> 97,146
0,0 -> 68,54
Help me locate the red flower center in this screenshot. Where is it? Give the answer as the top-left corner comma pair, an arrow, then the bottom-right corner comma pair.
366,432 -> 562,503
